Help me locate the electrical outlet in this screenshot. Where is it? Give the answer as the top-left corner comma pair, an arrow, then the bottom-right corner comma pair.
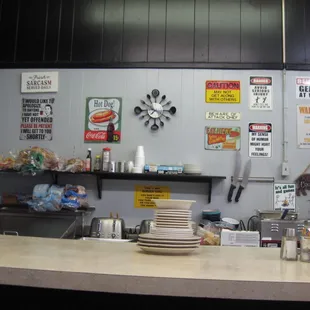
281,162 -> 290,176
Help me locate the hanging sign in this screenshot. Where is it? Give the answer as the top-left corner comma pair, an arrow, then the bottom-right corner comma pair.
84,97 -> 122,143
249,76 -> 273,110
296,77 -> 310,99
204,126 -> 241,150
274,183 -> 296,211
205,80 -> 240,103
297,105 -> 310,148
21,72 -> 58,93
19,97 -> 54,141
248,123 -> 272,158
134,185 -> 170,208
205,112 -> 241,121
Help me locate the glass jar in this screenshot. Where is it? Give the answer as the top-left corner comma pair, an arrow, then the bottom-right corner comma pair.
300,237 -> 310,262
280,228 -> 298,261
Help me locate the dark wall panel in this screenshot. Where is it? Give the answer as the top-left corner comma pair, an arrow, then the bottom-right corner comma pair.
58,0 -> 75,62
148,0 -> 166,62
72,0 -> 104,62
165,0 -> 195,62
44,0 -> 61,62
0,0 -> 20,63
209,0 -> 241,63
122,0 -> 148,62
0,0 -> 284,69
240,0 -> 261,63
102,0 -> 124,63
16,0 -> 48,62
260,0 -> 282,63
194,0 -> 209,62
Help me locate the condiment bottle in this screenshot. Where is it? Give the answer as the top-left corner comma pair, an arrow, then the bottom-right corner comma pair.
94,155 -> 101,172
280,228 -> 298,261
102,147 -> 111,172
107,118 -> 115,143
85,148 -> 92,172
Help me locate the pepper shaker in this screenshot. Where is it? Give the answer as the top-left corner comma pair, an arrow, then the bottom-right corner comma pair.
280,228 -> 298,261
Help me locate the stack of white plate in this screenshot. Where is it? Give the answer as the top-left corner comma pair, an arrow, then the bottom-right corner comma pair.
137,199 -> 200,255
183,164 -> 202,175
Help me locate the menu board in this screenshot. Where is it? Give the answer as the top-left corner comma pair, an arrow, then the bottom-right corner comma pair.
134,185 -> 170,208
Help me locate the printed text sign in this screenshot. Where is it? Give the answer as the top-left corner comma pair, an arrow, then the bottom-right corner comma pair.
205,80 -> 240,103
249,76 -> 273,110
248,123 -> 272,158
134,185 -> 170,208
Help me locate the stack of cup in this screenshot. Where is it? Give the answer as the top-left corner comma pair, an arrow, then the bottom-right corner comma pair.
133,146 -> 145,173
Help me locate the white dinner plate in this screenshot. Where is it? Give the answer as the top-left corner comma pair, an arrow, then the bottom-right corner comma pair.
138,245 -> 198,255
152,199 -> 196,210
139,233 -> 200,241
138,238 -> 200,245
137,241 -> 200,248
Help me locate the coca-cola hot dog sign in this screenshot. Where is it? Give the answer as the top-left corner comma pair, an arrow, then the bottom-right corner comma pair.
84,97 -> 122,143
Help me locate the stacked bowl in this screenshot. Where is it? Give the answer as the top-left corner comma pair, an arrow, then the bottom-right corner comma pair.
137,199 -> 200,255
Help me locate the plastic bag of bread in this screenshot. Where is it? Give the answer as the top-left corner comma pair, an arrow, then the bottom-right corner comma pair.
14,147 -> 58,170
63,158 -> 85,173
197,222 -> 221,246
0,155 -> 15,170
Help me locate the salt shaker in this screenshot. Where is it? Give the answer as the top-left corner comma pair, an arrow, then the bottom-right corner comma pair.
280,228 -> 298,261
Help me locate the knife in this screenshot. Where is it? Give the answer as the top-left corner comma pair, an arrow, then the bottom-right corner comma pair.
227,151 -> 241,202
235,159 -> 252,202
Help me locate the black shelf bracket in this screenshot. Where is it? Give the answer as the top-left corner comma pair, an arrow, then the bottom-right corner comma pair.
50,172 -> 58,185
207,179 -> 213,204
97,175 -> 103,199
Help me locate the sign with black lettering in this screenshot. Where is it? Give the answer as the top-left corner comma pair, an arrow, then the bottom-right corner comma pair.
21,72 -> 58,93
249,76 -> 273,110
248,123 -> 272,158
296,77 -> 310,99
19,97 -> 54,141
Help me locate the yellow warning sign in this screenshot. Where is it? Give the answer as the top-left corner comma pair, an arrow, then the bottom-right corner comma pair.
206,80 -> 241,103
134,185 -> 170,208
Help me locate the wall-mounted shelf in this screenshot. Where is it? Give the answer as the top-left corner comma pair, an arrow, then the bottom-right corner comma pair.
1,170 -> 226,204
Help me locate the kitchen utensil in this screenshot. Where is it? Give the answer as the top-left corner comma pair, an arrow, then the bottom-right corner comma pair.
139,114 -> 147,119
144,116 -> 151,126
235,159 -> 252,202
139,219 -> 154,234
152,89 -> 160,101
165,106 -> 176,115
140,99 -> 152,109
159,95 -> 166,104
227,151 -> 241,202
281,209 -> 289,220
151,119 -> 159,131
159,118 -> 164,127
89,215 -> 125,239
152,199 -> 196,210
162,100 -> 171,107
161,114 -> 171,120
146,94 -> 153,104
134,106 -> 143,115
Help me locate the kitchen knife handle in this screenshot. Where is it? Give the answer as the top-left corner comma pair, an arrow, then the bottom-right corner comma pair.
235,185 -> 244,202
227,184 -> 236,202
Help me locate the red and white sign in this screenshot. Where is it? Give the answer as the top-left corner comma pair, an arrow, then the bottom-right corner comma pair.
296,77 -> 310,99
248,123 -> 272,158
249,76 -> 273,110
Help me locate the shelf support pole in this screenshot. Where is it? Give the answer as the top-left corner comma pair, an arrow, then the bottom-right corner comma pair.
207,179 -> 212,204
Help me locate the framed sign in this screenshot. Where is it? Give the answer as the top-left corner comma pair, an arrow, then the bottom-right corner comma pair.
21,72 -> 58,93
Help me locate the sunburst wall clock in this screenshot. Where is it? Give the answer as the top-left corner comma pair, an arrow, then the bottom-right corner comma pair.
134,89 -> 177,131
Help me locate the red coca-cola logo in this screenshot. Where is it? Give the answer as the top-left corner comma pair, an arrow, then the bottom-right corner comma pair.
85,131 -> 107,140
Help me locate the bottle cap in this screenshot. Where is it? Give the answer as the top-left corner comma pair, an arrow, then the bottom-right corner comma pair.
88,148 -> 92,151
103,147 -> 111,151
